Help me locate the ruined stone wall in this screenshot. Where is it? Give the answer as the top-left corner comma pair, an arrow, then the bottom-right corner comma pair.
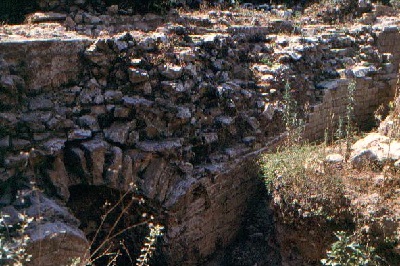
0,19 -> 399,265
305,67 -> 397,140
304,25 -> 399,140
376,24 -> 400,72
0,38 -> 91,96
165,158 -> 263,263
0,31 -> 280,265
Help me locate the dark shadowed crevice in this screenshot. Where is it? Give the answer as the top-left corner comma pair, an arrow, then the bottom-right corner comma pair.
205,179 -> 282,266
67,184 -> 167,265
0,0 -> 39,24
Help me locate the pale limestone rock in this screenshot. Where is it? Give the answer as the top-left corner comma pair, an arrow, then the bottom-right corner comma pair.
160,64 -> 183,80
325,153 -> 344,164
351,149 -> 378,169
351,133 -> 400,162
128,68 -> 149,84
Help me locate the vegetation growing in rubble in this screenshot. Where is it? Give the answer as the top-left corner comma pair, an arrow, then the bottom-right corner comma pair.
260,82 -> 347,225
259,80 -> 400,265
0,212 -> 32,265
0,189 -> 163,266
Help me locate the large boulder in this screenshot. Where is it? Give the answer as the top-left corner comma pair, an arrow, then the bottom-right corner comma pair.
2,191 -> 89,266
351,133 -> 400,163
350,133 -> 400,168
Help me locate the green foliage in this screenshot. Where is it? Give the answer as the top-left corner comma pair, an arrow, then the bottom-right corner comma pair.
390,0 -> 400,9
321,231 -> 382,266
260,81 -> 347,223
345,81 -> 356,160
260,57 -> 274,67
335,116 -> 344,142
261,144 -> 319,193
145,0 -> 171,14
283,81 -> 305,146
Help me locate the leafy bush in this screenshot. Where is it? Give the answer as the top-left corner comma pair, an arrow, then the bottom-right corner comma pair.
390,0 -> 400,10
260,80 -> 347,222
321,231 -> 383,266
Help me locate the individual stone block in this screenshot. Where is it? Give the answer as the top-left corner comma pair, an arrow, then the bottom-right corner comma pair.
159,64 -> 183,80
128,68 -> 149,84
68,129 -> 92,141
104,122 -> 135,145
81,139 -> 108,186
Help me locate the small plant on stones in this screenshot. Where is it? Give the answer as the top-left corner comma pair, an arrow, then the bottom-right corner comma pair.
344,80 -> 356,161
260,57 -> 274,67
75,182 -> 164,266
0,212 -> 33,266
136,223 -> 164,266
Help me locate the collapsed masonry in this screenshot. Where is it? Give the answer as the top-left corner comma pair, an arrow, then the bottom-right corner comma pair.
0,6 -> 400,265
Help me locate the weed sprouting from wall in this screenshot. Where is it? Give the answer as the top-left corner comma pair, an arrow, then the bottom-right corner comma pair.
345,80 -> 356,161
74,184 -> 163,265
0,212 -> 33,266
335,116 -> 344,142
283,81 -> 305,146
137,223 -> 164,266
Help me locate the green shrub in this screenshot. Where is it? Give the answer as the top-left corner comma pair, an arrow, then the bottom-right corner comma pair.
321,231 -> 383,266
344,80 -> 355,161
390,0 -> 400,10
260,80 -> 347,223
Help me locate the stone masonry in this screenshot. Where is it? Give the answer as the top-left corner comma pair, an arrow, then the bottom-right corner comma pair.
1,5 -> 400,265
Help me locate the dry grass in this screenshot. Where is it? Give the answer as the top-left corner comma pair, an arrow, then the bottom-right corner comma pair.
260,143 -> 349,224
259,138 -> 400,264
